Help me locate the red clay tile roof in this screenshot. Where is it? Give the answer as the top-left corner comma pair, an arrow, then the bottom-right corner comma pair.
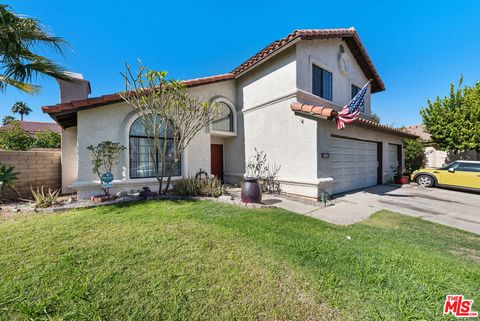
0,121 -> 61,133
291,102 -> 418,138
232,28 -> 384,93
42,73 -> 235,115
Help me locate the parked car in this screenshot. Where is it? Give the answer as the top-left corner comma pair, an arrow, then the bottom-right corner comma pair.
410,160 -> 480,191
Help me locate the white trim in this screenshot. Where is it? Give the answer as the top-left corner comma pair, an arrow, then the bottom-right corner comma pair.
224,171 -> 332,188
73,176 -> 183,189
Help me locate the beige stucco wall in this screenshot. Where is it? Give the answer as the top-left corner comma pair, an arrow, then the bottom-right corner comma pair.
61,127 -> 77,193
425,147 -> 479,168
296,38 -> 372,115
72,80 -> 236,198
64,37 -> 406,200
232,47 -> 321,198
425,146 -> 447,168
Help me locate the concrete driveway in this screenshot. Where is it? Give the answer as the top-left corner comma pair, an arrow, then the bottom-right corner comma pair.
320,184 -> 480,234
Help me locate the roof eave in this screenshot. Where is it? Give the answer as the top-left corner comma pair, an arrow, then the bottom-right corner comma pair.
233,37 -> 301,79
291,102 -> 418,139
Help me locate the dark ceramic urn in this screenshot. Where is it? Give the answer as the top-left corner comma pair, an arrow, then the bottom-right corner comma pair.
241,177 -> 262,203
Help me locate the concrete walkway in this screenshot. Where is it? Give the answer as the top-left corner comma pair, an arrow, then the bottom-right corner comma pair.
241,185 -> 480,235
259,192 -> 378,225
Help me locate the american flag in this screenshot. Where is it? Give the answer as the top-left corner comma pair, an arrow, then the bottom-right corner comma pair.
336,81 -> 370,129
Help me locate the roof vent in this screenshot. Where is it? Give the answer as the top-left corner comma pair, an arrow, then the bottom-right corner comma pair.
57,72 -> 91,103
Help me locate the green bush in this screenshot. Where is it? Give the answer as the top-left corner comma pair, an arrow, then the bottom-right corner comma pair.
0,123 -> 61,150
0,163 -> 18,199
172,176 -> 224,197
404,138 -> 426,174
31,186 -> 60,208
0,122 -> 34,150
172,176 -> 201,196
199,176 -> 224,197
33,130 -> 61,148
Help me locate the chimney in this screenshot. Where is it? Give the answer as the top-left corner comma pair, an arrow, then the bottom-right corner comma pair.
57,71 -> 91,103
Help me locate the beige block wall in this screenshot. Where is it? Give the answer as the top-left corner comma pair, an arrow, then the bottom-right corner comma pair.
0,150 -> 61,199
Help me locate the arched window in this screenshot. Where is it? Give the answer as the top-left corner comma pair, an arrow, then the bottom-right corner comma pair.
211,102 -> 233,132
129,116 -> 181,179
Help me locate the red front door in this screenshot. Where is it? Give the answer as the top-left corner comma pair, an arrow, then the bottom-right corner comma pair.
211,144 -> 224,181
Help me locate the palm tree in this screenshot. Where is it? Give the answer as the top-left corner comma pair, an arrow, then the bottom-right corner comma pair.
0,4 -> 71,94
11,101 -> 31,121
2,115 -> 15,125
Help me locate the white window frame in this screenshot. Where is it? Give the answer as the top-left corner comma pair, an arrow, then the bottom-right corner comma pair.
209,97 -> 237,137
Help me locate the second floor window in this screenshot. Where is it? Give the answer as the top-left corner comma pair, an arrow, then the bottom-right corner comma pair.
351,84 -> 361,99
351,84 -> 364,111
312,65 -> 332,101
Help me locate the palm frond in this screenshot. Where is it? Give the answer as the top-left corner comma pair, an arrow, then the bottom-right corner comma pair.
0,4 -> 71,94
0,74 -> 39,94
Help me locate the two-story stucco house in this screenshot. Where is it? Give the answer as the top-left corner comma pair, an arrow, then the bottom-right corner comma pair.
43,28 -> 417,199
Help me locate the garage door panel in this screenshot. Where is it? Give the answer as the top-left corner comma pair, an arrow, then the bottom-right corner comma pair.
387,144 -> 399,179
330,137 -> 378,194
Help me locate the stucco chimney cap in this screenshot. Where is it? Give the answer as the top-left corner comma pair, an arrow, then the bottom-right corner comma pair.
57,71 -> 91,103
63,71 -> 86,80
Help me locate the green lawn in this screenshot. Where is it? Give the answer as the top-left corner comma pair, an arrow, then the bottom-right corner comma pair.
0,201 -> 479,320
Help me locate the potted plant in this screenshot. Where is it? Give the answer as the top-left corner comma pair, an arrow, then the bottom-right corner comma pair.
241,148 -> 266,203
394,165 -> 409,185
87,141 -> 126,203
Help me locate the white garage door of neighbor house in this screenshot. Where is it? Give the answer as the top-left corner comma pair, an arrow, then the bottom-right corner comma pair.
331,137 -> 378,194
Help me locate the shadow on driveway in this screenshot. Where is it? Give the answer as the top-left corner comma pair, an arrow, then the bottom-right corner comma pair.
328,184 -> 480,234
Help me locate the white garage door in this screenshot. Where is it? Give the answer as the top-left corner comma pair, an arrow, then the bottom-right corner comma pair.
388,144 -> 400,179
331,137 -> 378,194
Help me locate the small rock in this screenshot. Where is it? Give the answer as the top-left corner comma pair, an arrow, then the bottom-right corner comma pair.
116,191 -> 129,198
218,195 -> 233,202
346,236 -> 352,240
139,187 -> 157,200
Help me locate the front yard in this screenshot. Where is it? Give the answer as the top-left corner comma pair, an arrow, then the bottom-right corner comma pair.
0,201 -> 479,320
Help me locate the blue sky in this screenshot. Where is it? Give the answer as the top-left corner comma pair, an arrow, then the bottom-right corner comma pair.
4,0 -> 480,127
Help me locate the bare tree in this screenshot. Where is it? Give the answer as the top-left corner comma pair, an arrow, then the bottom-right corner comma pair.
120,62 -> 219,194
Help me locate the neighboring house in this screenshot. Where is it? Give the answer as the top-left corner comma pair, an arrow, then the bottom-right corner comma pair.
0,121 -> 61,134
406,124 -> 479,168
43,28 -> 416,199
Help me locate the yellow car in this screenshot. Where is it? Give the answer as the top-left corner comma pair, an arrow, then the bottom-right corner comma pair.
411,161 -> 480,191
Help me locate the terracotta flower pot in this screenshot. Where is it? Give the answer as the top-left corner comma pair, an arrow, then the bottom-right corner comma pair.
394,176 -> 409,185
241,177 -> 262,203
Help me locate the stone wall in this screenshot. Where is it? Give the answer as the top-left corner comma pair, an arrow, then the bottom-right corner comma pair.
0,149 -> 61,199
